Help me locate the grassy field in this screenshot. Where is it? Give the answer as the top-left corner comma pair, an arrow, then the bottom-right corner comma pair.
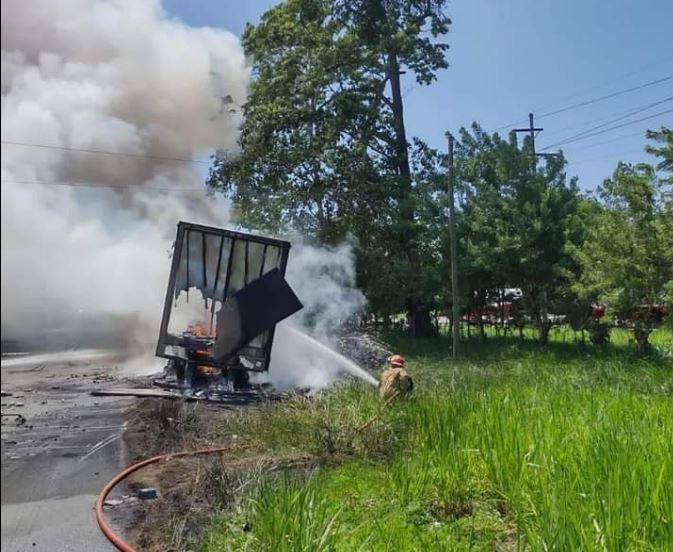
199,328 -> 672,551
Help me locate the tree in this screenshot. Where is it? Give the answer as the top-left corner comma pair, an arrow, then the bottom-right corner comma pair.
454,124 -> 579,343
514,153 -> 580,344
645,126 -> 673,182
208,0 -> 451,336
453,128 -> 507,340
561,197 -> 608,344
572,163 -> 673,353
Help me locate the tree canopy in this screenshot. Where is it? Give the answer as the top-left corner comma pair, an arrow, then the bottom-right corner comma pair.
208,0 -> 672,350
209,0 -> 451,335
571,162 -> 673,352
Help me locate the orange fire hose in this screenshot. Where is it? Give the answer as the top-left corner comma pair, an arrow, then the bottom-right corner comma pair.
95,446 -> 229,552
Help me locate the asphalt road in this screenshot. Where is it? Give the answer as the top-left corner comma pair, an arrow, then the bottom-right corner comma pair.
1,350 -> 135,552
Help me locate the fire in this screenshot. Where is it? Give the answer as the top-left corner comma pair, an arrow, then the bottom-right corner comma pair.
185,321 -> 217,377
189,322 -> 213,338
196,364 -> 216,376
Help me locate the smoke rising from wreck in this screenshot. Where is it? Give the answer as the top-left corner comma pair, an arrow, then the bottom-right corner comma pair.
1,0 -> 247,347
1,0 -> 366,388
268,242 -> 365,389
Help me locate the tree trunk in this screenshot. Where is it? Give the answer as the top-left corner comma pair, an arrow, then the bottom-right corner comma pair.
634,327 -> 650,355
407,305 -> 434,337
477,303 -> 486,342
388,50 -> 432,337
537,318 -> 552,344
499,288 -> 506,336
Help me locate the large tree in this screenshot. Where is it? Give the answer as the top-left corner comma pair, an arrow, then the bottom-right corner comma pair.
208,0 -> 450,336
572,162 -> 673,353
455,125 -> 579,343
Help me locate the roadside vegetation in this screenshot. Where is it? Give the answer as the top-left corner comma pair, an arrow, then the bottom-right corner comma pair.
210,0 -> 673,350
197,328 -> 672,551
149,0 -> 672,548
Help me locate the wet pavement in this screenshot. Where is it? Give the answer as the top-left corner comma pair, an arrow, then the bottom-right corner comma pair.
1,350 -> 135,551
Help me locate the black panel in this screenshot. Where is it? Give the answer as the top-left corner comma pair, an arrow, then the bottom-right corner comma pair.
213,268 -> 303,360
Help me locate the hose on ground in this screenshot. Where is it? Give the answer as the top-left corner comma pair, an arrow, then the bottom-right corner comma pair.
95,446 -> 229,552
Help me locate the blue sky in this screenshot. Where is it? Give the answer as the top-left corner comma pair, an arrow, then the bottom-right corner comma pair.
166,0 -> 673,192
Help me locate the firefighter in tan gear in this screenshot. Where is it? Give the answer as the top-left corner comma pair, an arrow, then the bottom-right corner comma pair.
379,354 -> 413,400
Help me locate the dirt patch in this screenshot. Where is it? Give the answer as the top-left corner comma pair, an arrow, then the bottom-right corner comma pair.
124,454 -> 233,552
122,398 -> 236,550
121,397 -> 316,551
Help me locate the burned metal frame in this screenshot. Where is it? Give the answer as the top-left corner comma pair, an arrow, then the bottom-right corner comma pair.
156,221 -> 291,372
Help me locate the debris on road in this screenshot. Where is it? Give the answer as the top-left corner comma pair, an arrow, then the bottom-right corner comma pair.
137,487 -> 157,500
1,413 -> 27,425
91,388 -> 189,400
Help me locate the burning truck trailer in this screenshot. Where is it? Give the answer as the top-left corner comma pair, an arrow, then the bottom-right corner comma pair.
155,221 -> 303,392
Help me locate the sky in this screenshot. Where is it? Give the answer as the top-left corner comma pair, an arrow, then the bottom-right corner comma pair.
165,0 -> 673,192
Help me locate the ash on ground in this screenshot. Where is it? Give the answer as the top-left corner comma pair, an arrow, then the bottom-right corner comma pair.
337,330 -> 391,370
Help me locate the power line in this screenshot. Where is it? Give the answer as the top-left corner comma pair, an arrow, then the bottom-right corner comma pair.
537,76 -> 673,119
540,108 -> 673,152
530,54 -> 673,120
0,178 -> 213,193
542,94 -> 673,140
569,148 -> 649,166
0,140 -> 212,165
491,74 -> 673,132
555,129 -> 648,152
539,96 -> 673,149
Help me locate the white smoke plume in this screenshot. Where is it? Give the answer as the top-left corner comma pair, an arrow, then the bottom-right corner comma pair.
269,241 -> 366,389
1,0 -> 368,389
1,0 -> 247,348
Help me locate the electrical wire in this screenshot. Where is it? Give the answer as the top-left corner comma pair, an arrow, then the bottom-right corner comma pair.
0,140 -> 212,165
490,72 -> 673,132
0,178 -> 213,193
568,148 -> 648,166
539,108 -> 673,152
542,95 -> 673,140
553,129 -> 649,152
536,75 -> 673,120
539,95 -> 673,149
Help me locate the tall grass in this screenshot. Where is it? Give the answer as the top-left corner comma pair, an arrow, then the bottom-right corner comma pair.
408,386 -> 672,549
248,475 -> 342,552
201,329 -> 673,551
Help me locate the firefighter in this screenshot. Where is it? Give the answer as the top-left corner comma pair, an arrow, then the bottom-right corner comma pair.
379,354 -> 413,400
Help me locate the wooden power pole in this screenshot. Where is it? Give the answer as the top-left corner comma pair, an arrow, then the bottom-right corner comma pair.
447,134 -> 460,359
513,112 -> 543,171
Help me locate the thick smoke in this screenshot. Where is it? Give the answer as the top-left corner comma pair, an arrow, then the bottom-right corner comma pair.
1,0 -> 366,389
1,0 -> 247,347
269,241 -> 366,389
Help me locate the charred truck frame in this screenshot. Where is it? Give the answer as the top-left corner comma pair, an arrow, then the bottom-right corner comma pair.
155,221 -> 303,388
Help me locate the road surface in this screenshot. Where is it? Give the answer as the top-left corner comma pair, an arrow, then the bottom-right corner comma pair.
1,350 -> 136,551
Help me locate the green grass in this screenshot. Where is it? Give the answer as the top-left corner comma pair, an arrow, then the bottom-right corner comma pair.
200,328 -> 673,551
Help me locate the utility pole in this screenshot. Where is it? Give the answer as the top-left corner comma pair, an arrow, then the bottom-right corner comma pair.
511,113 -> 560,339
513,112 -> 543,171
447,134 -> 460,359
